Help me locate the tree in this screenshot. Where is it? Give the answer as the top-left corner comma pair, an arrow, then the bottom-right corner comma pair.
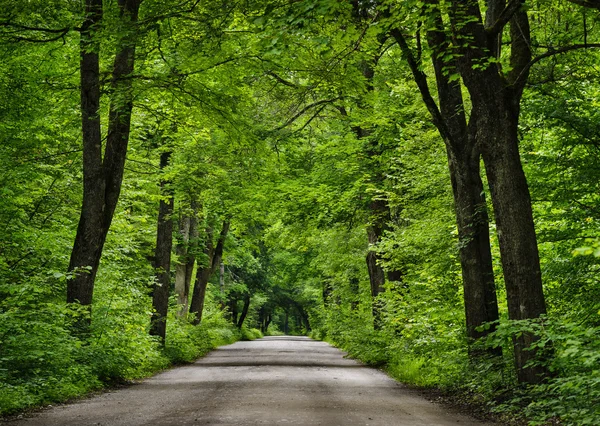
67,0 -> 142,324
188,219 -> 230,325
150,150 -> 174,342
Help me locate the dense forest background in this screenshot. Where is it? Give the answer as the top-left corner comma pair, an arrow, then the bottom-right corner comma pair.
1,0 -> 599,424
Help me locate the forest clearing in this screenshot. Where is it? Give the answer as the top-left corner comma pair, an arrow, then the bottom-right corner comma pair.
1,0 -> 599,425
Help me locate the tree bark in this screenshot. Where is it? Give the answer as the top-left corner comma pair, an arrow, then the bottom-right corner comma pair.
447,0 -> 547,383
150,151 -> 174,342
68,0 -> 142,326
189,220 -> 230,325
423,0 -> 500,344
236,293 -> 251,328
174,201 -> 198,317
67,0 -> 104,315
366,218 -> 386,330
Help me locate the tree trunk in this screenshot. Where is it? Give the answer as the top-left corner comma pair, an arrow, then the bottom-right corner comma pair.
423,0 -> 500,344
189,220 -> 230,325
189,266 -> 211,325
67,0 -> 142,327
174,201 -> 198,317
447,146 -> 500,342
387,0 -> 500,351
447,0 -> 547,383
237,294 -> 250,329
67,0 -> 104,316
229,299 -> 239,326
174,215 -> 191,316
478,102 -> 547,382
349,276 -> 359,311
150,151 -> 174,342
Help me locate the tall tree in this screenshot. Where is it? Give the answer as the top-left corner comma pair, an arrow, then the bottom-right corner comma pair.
174,200 -> 199,317
150,151 -> 174,342
385,0 -> 501,348
67,0 -> 142,321
383,0 -> 544,381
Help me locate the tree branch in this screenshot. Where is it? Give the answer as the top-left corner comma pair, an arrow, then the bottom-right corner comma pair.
567,0 -> 600,9
486,0 -> 525,36
274,98 -> 341,131
515,43 -> 600,86
265,70 -> 300,88
388,27 -> 455,148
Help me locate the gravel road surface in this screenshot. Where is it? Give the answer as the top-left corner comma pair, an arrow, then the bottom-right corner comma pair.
5,336 -> 494,425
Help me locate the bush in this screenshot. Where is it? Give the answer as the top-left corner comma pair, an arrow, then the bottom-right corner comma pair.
240,326 -> 263,341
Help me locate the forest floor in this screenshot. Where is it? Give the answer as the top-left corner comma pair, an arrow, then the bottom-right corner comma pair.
2,336 -> 497,425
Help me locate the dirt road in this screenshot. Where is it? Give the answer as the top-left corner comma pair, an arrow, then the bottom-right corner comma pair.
6,336 -> 493,425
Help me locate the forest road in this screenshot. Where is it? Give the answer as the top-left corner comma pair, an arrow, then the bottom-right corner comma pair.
6,336 -> 494,426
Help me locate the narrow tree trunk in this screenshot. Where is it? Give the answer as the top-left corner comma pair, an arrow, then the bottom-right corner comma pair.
189,266 -> 211,325
174,215 -> 190,315
68,0 -> 141,327
237,294 -> 251,328
230,299 -> 239,326
174,202 -> 198,317
322,279 -> 333,307
349,277 -> 359,311
150,151 -> 174,342
447,147 -> 500,342
189,220 -> 230,325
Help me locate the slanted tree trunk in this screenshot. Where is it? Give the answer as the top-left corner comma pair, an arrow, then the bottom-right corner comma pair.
387,2 -> 501,351
423,0 -> 500,345
68,0 -> 142,328
150,151 -> 174,342
189,220 -> 230,325
236,294 -> 251,329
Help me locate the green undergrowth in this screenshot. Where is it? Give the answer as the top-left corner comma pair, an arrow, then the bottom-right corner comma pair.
0,301 -> 242,417
313,314 -> 600,426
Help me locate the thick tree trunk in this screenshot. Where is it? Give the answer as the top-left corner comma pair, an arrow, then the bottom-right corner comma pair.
478,103 -> 547,383
447,0 -> 547,383
67,0 -> 104,314
386,0 -> 500,351
424,0 -> 500,344
150,151 -> 174,342
68,0 -> 142,325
